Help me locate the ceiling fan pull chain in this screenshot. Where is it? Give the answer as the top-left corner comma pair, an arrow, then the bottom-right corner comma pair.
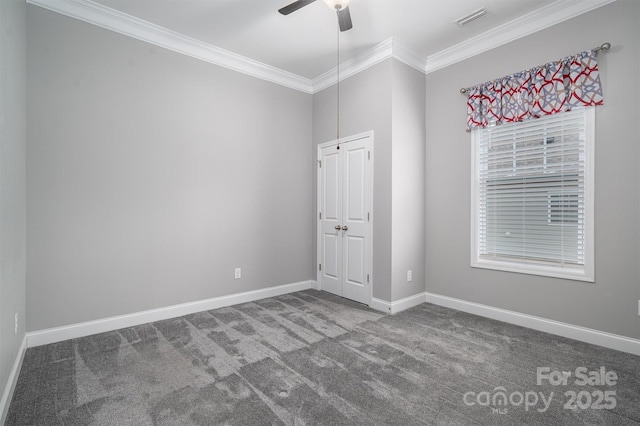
336,19 -> 340,149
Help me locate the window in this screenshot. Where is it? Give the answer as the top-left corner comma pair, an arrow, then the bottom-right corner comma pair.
471,108 -> 594,281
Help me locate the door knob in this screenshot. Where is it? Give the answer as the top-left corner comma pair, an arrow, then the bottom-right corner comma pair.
335,225 -> 341,230
342,225 -> 348,231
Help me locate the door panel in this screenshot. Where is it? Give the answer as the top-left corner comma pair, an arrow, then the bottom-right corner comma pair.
345,236 -> 364,284
323,234 -> 339,279
346,147 -> 366,222
320,146 -> 342,296
341,139 -> 370,305
318,135 -> 372,306
323,152 -> 341,221
343,236 -> 366,303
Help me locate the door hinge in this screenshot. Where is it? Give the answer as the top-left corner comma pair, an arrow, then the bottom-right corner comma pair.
319,263 -> 322,271
367,212 -> 370,222
319,212 -> 322,220
368,151 -> 371,160
367,274 -> 370,283
318,160 -> 322,168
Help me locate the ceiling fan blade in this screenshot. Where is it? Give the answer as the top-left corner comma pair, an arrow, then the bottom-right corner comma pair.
337,6 -> 353,32
278,0 -> 317,15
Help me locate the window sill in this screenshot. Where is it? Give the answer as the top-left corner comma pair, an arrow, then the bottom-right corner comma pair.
471,258 -> 594,282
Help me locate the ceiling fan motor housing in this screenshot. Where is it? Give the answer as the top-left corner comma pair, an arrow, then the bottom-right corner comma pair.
323,0 -> 351,11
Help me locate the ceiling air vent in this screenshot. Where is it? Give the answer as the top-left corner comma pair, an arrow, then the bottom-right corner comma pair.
455,8 -> 487,26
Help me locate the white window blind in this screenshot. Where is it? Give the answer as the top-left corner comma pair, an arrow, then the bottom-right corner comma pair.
471,108 -> 594,281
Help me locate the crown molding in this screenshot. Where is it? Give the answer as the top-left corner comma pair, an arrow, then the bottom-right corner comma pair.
29,0 -> 423,94
391,38 -> 428,74
27,0 -> 314,93
312,38 -> 393,93
311,37 -> 427,93
27,0 -> 615,93
425,0 -> 617,74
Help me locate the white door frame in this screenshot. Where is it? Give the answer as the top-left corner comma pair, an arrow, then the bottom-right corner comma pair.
316,131 -> 374,305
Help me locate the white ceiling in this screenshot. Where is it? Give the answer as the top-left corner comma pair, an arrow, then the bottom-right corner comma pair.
91,0 -> 559,79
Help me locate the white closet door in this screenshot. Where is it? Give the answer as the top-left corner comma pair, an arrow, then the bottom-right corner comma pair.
318,134 -> 372,305
319,146 -> 343,297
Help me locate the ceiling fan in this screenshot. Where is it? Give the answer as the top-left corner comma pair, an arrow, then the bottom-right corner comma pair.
279,0 -> 353,32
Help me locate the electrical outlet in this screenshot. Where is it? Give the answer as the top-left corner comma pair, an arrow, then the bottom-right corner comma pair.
14,313 -> 18,335
407,270 -> 412,282
234,268 -> 241,279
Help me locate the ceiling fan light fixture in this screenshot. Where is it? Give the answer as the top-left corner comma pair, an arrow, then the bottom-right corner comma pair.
454,8 -> 487,26
323,0 -> 351,11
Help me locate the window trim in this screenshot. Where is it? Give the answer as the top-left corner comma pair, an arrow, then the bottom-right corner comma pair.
470,108 -> 595,282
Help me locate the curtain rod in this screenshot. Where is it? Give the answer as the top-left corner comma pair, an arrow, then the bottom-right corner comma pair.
459,42 -> 611,94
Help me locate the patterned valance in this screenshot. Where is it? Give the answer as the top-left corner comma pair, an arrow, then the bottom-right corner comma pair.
466,50 -> 603,131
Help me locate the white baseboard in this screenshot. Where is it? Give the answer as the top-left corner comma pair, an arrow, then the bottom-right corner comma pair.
425,292 -> 640,356
27,280 -> 315,348
24,282 -> 639,356
371,292 -> 427,314
0,336 -> 27,425
370,297 -> 391,313
391,292 -> 428,313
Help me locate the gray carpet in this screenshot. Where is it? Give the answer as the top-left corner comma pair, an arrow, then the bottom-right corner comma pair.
6,289 -> 640,425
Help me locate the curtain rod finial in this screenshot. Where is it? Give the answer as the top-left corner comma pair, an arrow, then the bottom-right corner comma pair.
600,42 -> 611,51
460,87 -> 468,94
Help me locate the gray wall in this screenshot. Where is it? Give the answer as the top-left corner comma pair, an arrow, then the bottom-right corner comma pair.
312,60 -> 393,301
425,0 -> 640,339
391,60 -> 426,301
312,58 -> 426,304
23,0 -> 639,341
26,6 -> 312,331
0,0 -> 27,416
